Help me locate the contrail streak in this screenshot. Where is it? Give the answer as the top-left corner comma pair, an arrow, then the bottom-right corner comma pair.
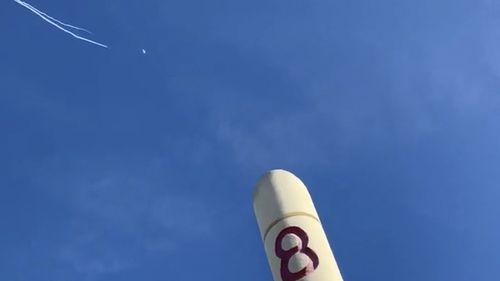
20,1 -> 93,34
14,0 -> 107,48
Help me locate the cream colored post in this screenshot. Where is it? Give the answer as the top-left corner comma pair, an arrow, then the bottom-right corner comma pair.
253,169 -> 343,281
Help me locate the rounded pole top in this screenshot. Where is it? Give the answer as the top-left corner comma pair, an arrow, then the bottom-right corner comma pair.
253,169 -> 319,240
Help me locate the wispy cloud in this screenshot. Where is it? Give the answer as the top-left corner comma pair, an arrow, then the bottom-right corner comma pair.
14,0 -> 108,48
33,155 -> 217,277
207,4 -> 500,171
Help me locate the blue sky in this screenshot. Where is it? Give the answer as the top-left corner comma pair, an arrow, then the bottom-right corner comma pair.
1,0 -> 500,280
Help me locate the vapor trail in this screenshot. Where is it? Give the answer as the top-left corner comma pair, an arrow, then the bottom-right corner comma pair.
14,0 -> 107,48
20,1 -> 93,34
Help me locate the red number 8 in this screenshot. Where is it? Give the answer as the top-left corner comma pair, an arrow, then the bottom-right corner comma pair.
275,226 -> 319,281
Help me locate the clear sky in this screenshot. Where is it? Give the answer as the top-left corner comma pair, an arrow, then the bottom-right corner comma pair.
1,0 -> 500,280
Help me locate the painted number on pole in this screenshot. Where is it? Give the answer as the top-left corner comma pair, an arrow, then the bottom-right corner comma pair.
275,226 -> 319,281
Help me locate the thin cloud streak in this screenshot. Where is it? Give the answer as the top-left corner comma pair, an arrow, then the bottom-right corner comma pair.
14,0 -> 108,48
19,0 -> 93,34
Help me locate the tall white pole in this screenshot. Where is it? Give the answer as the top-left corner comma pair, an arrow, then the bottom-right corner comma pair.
253,169 -> 343,281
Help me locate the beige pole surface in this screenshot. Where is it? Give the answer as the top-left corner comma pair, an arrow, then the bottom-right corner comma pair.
253,169 -> 343,281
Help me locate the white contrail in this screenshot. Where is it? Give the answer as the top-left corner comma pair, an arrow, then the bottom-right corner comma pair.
14,0 -> 107,48
20,1 -> 93,34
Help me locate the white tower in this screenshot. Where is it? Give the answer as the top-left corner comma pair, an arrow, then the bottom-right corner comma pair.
253,169 -> 343,281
